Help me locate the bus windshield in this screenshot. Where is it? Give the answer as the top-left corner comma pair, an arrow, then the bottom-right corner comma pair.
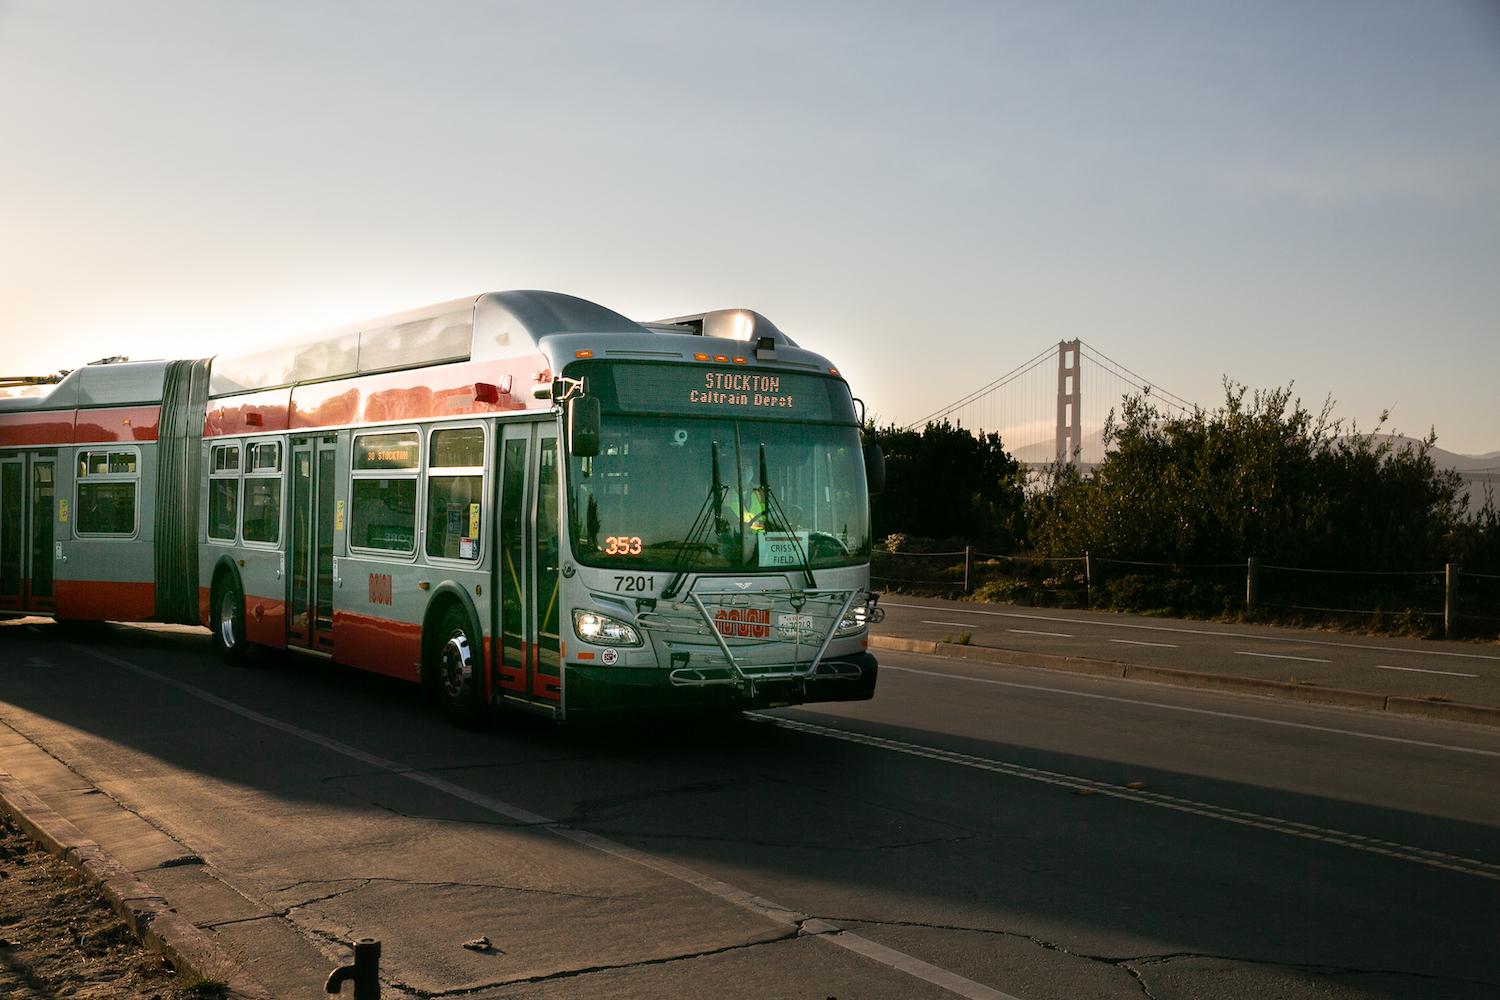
566,414 -> 871,573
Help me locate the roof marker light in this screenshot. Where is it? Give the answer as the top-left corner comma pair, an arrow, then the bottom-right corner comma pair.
575,349 -> 594,358
713,354 -> 728,363
828,367 -> 840,375
693,352 -> 709,361
733,357 -> 747,364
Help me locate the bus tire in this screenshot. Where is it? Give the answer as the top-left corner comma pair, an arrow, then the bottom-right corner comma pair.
431,603 -> 487,729
211,573 -> 249,666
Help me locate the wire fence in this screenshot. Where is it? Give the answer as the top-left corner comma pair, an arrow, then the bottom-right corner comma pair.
870,546 -> 1500,639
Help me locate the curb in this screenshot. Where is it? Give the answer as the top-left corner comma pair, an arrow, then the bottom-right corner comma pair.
0,770 -> 273,1000
868,634 -> 1500,728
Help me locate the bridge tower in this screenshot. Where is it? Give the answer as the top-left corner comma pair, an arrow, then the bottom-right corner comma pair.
1055,339 -> 1082,465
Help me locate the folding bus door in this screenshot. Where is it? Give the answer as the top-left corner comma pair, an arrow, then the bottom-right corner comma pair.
497,425 -> 531,699
496,423 -> 562,706
288,435 -> 337,652
0,455 -> 23,612
0,452 -> 56,614
530,427 -> 562,702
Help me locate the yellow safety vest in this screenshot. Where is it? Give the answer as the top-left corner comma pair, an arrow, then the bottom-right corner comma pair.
742,489 -> 767,531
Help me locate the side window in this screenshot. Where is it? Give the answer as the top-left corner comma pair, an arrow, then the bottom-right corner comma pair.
350,430 -> 418,554
242,440 -> 282,544
425,426 -> 485,561
208,443 -> 240,542
76,449 -> 139,536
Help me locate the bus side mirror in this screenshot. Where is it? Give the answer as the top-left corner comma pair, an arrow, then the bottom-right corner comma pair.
569,395 -> 601,458
863,442 -> 885,495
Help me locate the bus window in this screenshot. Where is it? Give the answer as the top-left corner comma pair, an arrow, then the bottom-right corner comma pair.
425,426 -> 484,561
351,430 -> 418,554
242,481 -> 282,543
76,449 -> 138,536
208,444 -> 240,542
248,441 -> 281,473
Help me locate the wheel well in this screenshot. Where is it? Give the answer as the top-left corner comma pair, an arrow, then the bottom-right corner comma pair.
420,594 -> 464,686
209,562 -> 240,617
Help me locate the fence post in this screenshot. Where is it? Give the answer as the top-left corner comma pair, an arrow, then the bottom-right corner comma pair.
1084,550 -> 1092,608
963,546 -> 973,595
1245,556 -> 1259,616
1445,563 -> 1457,640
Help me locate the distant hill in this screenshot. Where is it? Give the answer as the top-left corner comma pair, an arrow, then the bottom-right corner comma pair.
1008,431 -> 1496,513
1369,435 -> 1500,473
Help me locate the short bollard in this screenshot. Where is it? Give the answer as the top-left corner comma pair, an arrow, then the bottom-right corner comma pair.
327,937 -> 381,999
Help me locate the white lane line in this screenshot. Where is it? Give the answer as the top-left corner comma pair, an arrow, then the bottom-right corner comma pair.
763,715 -> 1500,883
1007,629 -> 1072,638
1234,651 -> 1331,664
922,620 -> 982,628
1109,639 -> 1178,648
78,647 -> 1017,1000
880,601 -> 1500,662
1375,664 -> 1479,678
879,663 -> 1500,759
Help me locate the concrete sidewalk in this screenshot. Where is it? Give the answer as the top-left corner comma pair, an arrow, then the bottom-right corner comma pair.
869,596 -> 1500,728
0,722 -> 311,998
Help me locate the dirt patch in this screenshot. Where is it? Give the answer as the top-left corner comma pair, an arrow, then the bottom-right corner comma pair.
0,816 -> 213,999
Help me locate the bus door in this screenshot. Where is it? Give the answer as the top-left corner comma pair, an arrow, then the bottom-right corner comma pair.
288,435 -> 337,652
0,451 -> 56,614
496,424 -> 563,704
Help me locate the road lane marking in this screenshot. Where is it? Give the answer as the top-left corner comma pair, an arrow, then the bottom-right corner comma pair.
922,620 -> 982,628
1109,639 -> 1177,648
878,663 -> 1500,759
77,647 -> 1018,1000
1233,651 -> 1331,663
880,601 -> 1500,662
763,714 -> 1500,883
1375,664 -> 1479,678
1007,629 -> 1072,638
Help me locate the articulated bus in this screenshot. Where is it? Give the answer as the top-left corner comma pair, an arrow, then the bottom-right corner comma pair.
0,291 -> 886,723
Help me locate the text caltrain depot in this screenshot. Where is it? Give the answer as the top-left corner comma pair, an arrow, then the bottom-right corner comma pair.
689,371 -> 795,410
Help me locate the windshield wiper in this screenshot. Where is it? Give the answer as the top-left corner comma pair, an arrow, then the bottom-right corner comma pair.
661,442 -> 730,600
756,444 -> 817,589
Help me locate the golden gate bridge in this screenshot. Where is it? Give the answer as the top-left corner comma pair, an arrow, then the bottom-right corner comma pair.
905,340 -> 1199,466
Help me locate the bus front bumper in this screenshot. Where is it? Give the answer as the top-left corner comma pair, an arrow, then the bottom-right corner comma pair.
563,652 -> 879,719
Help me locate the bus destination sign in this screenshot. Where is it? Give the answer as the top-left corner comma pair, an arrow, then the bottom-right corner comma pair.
591,361 -> 854,424
689,371 -> 795,411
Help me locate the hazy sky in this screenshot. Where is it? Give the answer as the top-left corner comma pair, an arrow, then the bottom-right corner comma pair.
2,1 -> 1497,452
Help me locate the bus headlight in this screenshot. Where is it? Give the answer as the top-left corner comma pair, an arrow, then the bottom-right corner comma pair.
573,610 -> 643,647
835,599 -> 882,637
835,612 -> 867,637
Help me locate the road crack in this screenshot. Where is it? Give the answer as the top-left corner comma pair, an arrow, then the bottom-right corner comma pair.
379,929 -> 802,998
271,875 -> 612,903
827,915 -> 1500,997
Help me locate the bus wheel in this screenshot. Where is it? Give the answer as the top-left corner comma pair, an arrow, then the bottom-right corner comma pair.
212,576 -> 249,666
434,606 -> 487,729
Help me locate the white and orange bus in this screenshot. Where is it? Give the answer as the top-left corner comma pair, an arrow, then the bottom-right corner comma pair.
0,291 -> 885,723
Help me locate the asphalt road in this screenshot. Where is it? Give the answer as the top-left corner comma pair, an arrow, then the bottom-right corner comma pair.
1,617 -> 1498,999
875,595 -> 1500,707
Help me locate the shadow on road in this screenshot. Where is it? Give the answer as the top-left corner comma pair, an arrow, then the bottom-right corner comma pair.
2,617 -> 1497,1000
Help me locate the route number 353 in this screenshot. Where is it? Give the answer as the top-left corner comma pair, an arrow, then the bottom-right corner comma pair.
604,535 -> 643,556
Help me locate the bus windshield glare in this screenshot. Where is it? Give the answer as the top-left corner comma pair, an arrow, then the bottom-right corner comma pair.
564,363 -> 871,573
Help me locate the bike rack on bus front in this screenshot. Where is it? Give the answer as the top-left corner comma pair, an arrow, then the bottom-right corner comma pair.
637,586 -> 867,696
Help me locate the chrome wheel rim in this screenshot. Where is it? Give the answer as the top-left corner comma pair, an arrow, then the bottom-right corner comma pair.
219,590 -> 238,649
442,631 -> 473,702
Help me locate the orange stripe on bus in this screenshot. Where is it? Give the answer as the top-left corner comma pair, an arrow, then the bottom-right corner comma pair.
53,580 -> 155,622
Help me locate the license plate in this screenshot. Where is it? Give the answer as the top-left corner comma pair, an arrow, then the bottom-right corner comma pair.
777,613 -> 814,639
